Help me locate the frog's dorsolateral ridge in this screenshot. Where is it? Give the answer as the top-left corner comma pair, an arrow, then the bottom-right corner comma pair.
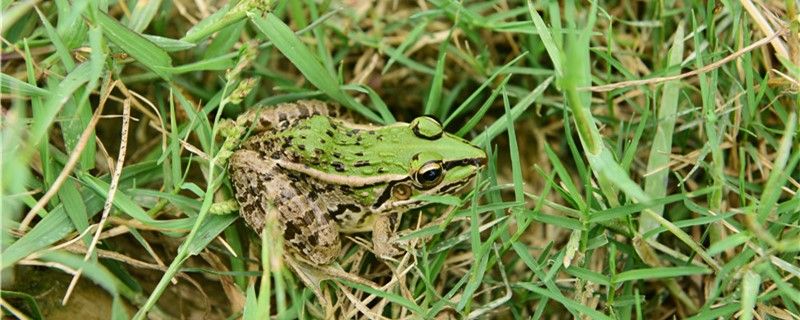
228,100 -> 487,265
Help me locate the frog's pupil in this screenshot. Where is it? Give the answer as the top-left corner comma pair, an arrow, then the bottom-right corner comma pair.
421,169 -> 441,182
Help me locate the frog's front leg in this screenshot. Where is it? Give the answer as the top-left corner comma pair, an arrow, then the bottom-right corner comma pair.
372,213 -> 404,259
229,149 -> 341,265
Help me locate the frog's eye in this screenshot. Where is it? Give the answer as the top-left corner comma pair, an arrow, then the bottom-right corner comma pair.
410,116 -> 443,140
414,160 -> 444,189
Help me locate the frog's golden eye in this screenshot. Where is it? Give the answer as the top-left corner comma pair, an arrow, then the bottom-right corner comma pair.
410,116 -> 443,140
414,161 -> 444,189
393,183 -> 412,200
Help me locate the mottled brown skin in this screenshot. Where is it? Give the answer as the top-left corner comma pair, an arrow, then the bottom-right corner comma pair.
229,100 -> 351,264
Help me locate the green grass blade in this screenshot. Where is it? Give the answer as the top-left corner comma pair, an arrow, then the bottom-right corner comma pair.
94,10 -> 173,80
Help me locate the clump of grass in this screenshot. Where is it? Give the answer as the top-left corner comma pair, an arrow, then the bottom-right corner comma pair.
2,1 -> 799,319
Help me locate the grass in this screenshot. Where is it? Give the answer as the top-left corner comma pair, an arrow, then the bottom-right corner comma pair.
2,0 -> 799,319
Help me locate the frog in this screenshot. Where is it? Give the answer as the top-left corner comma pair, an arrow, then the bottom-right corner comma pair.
227,100 -> 487,266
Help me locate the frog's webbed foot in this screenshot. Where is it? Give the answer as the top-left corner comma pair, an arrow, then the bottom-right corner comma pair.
372,214 -> 405,260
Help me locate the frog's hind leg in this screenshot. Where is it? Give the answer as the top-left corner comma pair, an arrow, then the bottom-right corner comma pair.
230,149 -> 342,265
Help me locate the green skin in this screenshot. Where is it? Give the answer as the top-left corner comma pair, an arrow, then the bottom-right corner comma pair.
228,100 -> 486,265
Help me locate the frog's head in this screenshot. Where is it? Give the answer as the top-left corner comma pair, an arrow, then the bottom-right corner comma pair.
369,116 -> 487,214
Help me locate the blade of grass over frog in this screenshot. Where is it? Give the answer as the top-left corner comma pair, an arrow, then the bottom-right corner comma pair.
442,52 -> 527,128
0,73 -> 50,96
251,13 -> 381,123
411,194 -> 462,206
613,266 -> 710,283
471,76 -> 552,146
756,112 -> 796,223
338,280 -> 425,314
34,6 -> 75,71
515,282 -> 612,320
454,75 -> 508,137
94,10 -> 173,80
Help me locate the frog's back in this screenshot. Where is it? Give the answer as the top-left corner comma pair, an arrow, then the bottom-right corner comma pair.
235,100 -> 353,134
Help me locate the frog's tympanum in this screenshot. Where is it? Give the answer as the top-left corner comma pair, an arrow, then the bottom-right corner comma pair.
228,100 -> 487,265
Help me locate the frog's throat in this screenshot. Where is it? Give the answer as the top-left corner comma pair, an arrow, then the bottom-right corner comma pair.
274,159 -> 407,187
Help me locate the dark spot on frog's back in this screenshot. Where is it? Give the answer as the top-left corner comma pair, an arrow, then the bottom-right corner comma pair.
284,220 -> 301,241
298,144 -> 306,151
297,105 -> 309,117
331,161 -> 345,172
307,234 -> 319,246
354,160 -> 370,167
354,152 -> 364,157
326,130 -> 334,138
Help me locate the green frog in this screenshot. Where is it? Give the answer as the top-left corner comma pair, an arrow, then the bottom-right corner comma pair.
228,100 -> 486,265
